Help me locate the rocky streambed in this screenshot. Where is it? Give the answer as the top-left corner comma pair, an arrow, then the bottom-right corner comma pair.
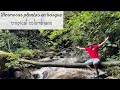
0,50 -> 118,79
28,56 -> 117,79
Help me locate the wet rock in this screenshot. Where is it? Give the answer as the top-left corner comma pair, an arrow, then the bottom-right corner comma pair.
31,67 -> 59,79
45,68 -> 110,79
60,55 -> 64,58
19,68 -> 34,79
38,57 -> 59,62
50,56 -> 54,59
65,57 -> 82,63
33,74 -> 40,79
38,57 -> 51,62
53,56 -> 60,59
53,57 -> 83,63
14,71 -> 23,79
105,76 -> 117,79
42,71 -> 48,79
0,68 -> 24,79
46,68 -> 95,79
30,65 -> 115,79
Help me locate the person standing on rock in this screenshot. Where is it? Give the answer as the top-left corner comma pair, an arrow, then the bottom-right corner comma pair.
76,37 -> 109,76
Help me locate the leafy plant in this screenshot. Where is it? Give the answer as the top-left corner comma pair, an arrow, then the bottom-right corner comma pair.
106,50 -> 120,61
15,48 -> 34,59
0,51 -> 21,70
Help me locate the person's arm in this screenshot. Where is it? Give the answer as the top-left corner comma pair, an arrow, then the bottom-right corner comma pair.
76,46 -> 85,50
98,36 -> 109,47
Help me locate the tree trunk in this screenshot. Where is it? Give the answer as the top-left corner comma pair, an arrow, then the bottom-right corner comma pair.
7,39 -> 12,53
18,59 -> 86,68
18,59 -> 120,68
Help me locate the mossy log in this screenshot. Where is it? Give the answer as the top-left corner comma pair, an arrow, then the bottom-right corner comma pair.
18,59 -> 86,68
0,51 -> 120,69
18,59 -> 120,68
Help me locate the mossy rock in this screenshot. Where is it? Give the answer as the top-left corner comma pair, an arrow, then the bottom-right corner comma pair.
0,51 -> 14,59
39,53 -> 48,59
55,52 -> 62,56
52,49 -> 60,53
0,51 -> 20,70
32,49 -> 43,59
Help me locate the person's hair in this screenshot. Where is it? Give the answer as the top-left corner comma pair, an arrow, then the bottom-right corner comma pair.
88,41 -> 92,43
88,41 -> 93,44
88,40 -> 92,43
87,41 -> 93,47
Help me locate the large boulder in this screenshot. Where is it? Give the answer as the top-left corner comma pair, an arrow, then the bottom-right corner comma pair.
46,68 -> 95,79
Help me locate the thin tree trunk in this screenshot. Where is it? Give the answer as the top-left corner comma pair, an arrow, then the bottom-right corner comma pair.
7,39 -> 12,53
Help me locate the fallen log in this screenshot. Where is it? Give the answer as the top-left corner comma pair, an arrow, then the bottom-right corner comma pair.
18,59 -> 86,68
101,61 -> 120,67
0,51 -> 120,69
18,59 -> 120,68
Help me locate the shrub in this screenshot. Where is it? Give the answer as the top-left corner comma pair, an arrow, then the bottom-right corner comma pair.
105,67 -> 120,79
15,48 -> 34,59
106,50 -> 120,61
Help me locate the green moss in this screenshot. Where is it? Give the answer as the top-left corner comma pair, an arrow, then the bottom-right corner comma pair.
32,49 -> 41,59
0,51 -> 20,70
0,52 -> 14,59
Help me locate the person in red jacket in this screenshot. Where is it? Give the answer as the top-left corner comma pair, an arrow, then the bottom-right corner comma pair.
76,37 -> 109,76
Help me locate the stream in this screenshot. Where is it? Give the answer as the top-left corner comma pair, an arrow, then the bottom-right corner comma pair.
2,50 -> 116,79
28,56 -> 116,79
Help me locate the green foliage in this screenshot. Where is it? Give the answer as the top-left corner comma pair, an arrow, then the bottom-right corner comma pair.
32,49 -> 45,59
0,30 -> 18,52
15,48 -> 48,59
106,50 -> 120,61
0,11 -> 119,61
40,11 -> 120,60
5,60 -> 21,69
15,48 -> 34,59
0,51 -> 21,70
105,67 -> 120,79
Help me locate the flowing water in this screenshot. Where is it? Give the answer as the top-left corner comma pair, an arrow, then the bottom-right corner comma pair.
29,57 -> 110,79
26,51 -> 115,79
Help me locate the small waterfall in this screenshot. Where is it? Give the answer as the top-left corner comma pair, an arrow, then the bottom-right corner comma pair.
31,67 -> 59,79
28,51 -> 113,79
